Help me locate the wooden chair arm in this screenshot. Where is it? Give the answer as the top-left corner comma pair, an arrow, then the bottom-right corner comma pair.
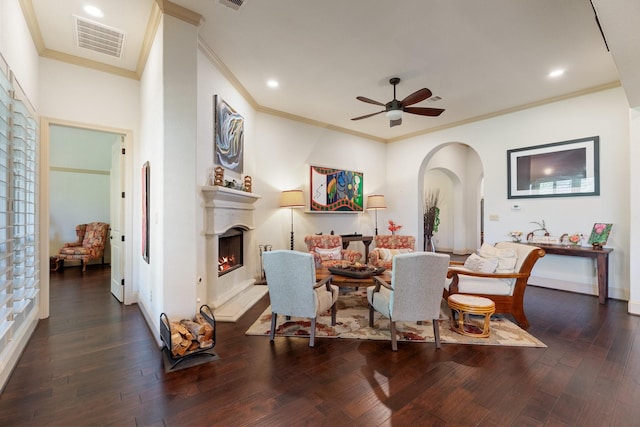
372,275 -> 393,293
447,267 -> 529,280
314,275 -> 333,291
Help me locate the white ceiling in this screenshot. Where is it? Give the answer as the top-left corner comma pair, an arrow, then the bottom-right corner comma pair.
27,0 -> 638,141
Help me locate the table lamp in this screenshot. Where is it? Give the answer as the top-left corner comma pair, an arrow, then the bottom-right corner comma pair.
280,190 -> 305,250
366,195 -> 386,235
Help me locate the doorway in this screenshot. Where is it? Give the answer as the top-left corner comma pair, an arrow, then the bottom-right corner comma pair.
418,142 -> 483,255
40,118 -> 133,318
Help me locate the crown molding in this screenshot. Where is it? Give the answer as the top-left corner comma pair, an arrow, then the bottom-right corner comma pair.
18,0 -> 45,53
155,0 -> 203,27
40,49 -> 138,80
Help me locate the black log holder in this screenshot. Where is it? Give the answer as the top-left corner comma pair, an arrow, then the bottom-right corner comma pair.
160,305 -> 218,371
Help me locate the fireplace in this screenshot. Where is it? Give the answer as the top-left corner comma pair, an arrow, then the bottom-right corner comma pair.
218,227 -> 243,276
201,185 -> 266,322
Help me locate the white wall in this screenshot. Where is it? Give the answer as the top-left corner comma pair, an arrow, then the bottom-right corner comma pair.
0,0 -> 39,107
389,87 -> 630,300
49,126 -> 116,261
629,107 -> 640,314
137,15 -> 164,329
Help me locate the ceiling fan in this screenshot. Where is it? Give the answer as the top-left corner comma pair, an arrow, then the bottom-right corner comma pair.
351,77 -> 445,127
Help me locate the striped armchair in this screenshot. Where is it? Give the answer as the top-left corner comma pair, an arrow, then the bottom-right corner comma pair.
58,222 -> 110,271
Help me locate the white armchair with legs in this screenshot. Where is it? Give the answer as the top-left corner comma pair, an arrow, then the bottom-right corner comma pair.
262,250 -> 339,347
368,251 -> 450,351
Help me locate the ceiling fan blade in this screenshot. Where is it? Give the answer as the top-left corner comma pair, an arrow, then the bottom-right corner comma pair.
356,96 -> 385,106
390,118 -> 402,127
351,110 -> 385,121
400,88 -> 432,107
403,106 -> 445,117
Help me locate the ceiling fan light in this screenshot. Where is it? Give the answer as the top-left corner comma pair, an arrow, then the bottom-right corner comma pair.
386,109 -> 402,121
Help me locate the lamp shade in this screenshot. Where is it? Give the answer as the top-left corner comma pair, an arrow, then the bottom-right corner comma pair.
366,194 -> 386,210
279,190 -> 305,208
386,109 -> 402,121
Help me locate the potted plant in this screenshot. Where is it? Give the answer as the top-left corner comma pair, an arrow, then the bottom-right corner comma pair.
423,190 -> 440,252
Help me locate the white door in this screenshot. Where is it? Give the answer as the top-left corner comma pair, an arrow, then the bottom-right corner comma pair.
109,137 -> 125,302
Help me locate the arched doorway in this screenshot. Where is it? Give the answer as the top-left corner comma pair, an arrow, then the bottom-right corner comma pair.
418,142 -> 483,255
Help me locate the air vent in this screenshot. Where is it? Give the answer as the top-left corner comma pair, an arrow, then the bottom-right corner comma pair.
73,16 -> 125,58
219,0 -> 246,11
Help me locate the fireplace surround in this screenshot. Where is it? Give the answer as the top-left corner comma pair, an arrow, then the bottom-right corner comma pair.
201,186 -> 267,321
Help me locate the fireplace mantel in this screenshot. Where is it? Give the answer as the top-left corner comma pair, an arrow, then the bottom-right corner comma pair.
201,185 -> 261,206
201,186 -> 261,236
200,185 -> 266,322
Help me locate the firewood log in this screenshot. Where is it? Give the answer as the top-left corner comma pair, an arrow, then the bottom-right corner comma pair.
199,338 -> 213,349
180,319 -> 205,337
195,313 -> 214,341
187,340 -> 200,352
170,322 -> 192,341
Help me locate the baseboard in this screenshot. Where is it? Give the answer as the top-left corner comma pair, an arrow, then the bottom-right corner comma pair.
628,299 -> 640,315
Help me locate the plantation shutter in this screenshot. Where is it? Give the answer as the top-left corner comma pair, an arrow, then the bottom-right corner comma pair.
0,55 -> 40,357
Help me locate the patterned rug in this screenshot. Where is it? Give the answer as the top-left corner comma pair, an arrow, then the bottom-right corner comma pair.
245,291 -> 546,347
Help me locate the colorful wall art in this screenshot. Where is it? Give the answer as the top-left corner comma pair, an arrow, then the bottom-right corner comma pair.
214,95 -> 244,173
310,166 -> 363,212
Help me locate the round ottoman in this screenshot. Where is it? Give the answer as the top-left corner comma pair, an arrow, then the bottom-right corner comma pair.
447,294 -> 496,338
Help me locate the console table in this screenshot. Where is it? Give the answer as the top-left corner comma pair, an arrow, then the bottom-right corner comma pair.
341,234 -> 373,260
526,243 -> 613,304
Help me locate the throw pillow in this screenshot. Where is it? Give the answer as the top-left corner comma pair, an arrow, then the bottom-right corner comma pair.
479,243 -> 517,273
378,248 -> 412,261
463,253 -> 499,273
316,246 -> 342,261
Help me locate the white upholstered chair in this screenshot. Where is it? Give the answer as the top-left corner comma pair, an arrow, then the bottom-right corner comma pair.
262,250 -> 339,347
444,242 -> 545,328
367,251 -> 450,351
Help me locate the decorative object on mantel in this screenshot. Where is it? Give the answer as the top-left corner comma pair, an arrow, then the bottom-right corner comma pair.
423,189 -> 440,252
526,219 -> 549,242
243,175 -> 252,193
366,194 -> 386,235
588,223 -> 612,249
509,231 -> 523,242
213,166 -> 224,186
224,179 -> 244,191
388,220 -> 402,235
279,190 -> 305,250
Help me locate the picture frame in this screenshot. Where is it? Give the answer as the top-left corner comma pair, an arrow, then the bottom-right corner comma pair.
588,223 -> 612,247
142,161 -> 150,263
309,165 -> 363,212
214,95 -> 244,173
507,136 -> 599,199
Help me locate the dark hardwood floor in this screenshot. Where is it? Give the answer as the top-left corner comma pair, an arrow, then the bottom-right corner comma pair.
0,266 -> 639,426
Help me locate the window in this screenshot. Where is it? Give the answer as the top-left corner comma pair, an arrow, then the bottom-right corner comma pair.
0,56 -> 39,358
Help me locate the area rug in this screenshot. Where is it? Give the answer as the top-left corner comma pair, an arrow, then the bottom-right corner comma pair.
245,291 -> 546,347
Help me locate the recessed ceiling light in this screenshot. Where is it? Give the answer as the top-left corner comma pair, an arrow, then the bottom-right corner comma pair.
548,69 -> 565,78
267,80 -> 279,88
84,5 -> 104,18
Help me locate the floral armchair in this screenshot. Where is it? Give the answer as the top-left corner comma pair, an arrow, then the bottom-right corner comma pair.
368,235 -> 416,269
304,235 -> 363,268
57,222 -> 110,271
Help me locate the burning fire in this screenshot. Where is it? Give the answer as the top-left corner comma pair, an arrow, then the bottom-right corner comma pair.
218,255 -> 236,272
